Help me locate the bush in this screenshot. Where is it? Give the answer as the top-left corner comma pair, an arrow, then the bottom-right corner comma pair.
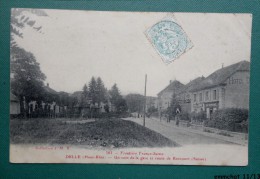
191,111 -> 206,122
96,112 -> 130,119
218,131 -> 232,137
204,108 -> 248,133
149,111 -> 159,118
203,128 -> 214,133
178,112 -> 190,121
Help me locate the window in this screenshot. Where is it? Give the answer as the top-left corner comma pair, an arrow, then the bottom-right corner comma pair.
199,93 -> 203,102
205,91 -> 209,101
213,90 -> 217,100
193,94 -> 197,102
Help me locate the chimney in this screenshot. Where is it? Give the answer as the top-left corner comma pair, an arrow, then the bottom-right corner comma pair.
222,63 -> 224,68
170,80 -> 172,84
47,83 -> 49,87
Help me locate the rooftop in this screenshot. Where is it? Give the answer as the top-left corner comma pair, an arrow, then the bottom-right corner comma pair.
191,60 -> 250,92
157,80 -> 185,96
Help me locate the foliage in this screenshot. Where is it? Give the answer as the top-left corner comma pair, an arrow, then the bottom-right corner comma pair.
166,93 -> 181,118
11,46 -> 46,105
11,8 -> 48,47
217,131 -> 232,137
10,9 -> 49,117
80,77 -> 109,110
82,84 -> 88,98
178,112 -> 190,121
96,77 -> 107,105
109,84 -> 120,105
147,106 -> 158,114
204,108 -> 249,132
88,77 -> 98,105
10,118 -> 177,148
116,98 -> 128,113
125,93 -> 144,113
109,84 -> 127,113
58,92 -> 71,107
191,111 -> 206,122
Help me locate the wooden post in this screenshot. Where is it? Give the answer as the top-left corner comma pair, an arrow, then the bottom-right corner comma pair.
143,74 -> 147,127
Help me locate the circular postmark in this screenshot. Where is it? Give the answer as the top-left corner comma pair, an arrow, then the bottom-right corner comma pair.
147,20 -> 190,63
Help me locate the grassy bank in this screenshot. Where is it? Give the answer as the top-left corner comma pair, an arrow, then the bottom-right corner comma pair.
10,118 -> 178,148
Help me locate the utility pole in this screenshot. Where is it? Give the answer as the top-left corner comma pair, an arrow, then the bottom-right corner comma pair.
143,74 -> 147,127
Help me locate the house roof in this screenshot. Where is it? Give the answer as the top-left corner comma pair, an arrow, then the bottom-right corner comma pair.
10,93 -> 19,102
157,80 -> 185,96
191,60 -> 250,92
180,77 -> 205,94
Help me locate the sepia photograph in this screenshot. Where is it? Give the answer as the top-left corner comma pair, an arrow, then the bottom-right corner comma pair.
9,9 -> 251,165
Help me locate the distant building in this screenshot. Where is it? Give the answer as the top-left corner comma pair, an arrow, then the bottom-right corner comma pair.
176,77 -> 205,113
157,78 -> 205,114
157,80 -> 184,111
190,61 -> 250,119
10,93 -> 20,116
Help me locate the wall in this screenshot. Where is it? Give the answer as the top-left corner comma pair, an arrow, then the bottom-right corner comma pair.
191,71 -> 250,113
224,71 -> 250,109
158,91 -> 172,111
191,87 -> 221,112
10,101 -> 20,115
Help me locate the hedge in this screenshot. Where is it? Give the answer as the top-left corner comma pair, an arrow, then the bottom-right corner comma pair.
204,108 -> 249,133
190,111 -> 206,122
178,112 -> 190,121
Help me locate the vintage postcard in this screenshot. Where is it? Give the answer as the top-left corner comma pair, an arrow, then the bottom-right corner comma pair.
10,9 -> 251,165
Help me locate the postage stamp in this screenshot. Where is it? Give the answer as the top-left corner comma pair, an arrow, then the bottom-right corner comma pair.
145,16 -> 193,64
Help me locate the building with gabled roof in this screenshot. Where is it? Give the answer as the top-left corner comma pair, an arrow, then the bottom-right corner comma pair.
157,80 -> 184,111
176,77 -> 205,113
190,60 -> 250,118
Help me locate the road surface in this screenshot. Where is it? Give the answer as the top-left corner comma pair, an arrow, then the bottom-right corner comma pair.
123,117 -> 237,146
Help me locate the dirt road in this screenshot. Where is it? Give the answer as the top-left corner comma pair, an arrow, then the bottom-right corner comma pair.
123,117 -> 237,146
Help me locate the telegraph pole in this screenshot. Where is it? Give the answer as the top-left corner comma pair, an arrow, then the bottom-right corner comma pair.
143,74 -> 147,127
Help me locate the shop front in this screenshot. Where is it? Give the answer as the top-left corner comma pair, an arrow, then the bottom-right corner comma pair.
205,101 -> 219,119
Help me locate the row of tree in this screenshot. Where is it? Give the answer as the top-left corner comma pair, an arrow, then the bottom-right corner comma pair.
79,77 -> 127,113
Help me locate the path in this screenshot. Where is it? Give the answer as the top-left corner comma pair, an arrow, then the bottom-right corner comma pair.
123,117 -> 244,146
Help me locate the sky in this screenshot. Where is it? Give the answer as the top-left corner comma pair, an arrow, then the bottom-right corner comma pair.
15,9 -> 252,96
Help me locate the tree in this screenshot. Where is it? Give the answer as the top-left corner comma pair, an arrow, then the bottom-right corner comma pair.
88,77 -> 98,105
125,93 -> 145,114
82,84 -> 88,98
58,91 -> 70,107
10,9 -> 48,118
81,84 -> 88,105
109,84 -> 127,113
116,98 -> 128,113
109,84 -> 120,107
11,46 -> 47,116
147,106 -> 158,114
11,8 -> 48,47
96,77 -> 107,106
166,93 -> 181,120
